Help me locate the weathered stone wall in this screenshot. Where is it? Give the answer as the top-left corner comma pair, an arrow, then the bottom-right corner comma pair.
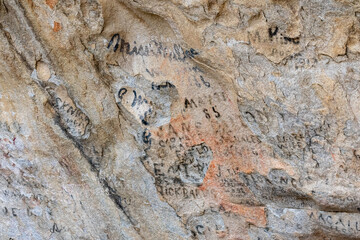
1,0 -> 360,239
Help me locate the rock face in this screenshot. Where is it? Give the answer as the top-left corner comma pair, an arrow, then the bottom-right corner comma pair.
1,0 -> 360,239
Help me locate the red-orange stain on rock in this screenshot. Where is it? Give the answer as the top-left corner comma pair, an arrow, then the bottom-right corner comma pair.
198,161 -> 221,191
221,202 -> 267,227
148,69 -> 278,228
46,0 -> 58,9
53,22 -> 61,32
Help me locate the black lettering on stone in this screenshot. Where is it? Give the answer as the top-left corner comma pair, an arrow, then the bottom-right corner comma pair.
196,225 -> 205,234
268,27 -> 279,38
152,81 -> 175,90
50,223 -> 62,233
11,208 -> 17,217
142,128 -> 152,145
118,88 -> 127,100
120,38 -> 131,54
185,98 -> 197,109
107,34 -> 198,62
107,33 -> 120,52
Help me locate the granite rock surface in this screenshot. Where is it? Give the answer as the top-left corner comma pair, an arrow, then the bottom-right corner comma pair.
1,0 -> 360,239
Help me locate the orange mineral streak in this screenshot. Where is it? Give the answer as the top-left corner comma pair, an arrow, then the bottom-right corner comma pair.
221,202 -> 267,227
150,77 -> 294,227
53,22 -> 61,32
46,0 -> 58,9
199,161 -> 222,191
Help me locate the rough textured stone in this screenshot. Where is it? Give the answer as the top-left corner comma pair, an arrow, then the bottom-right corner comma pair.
1,0 -> 360,239
35,61 -> 51,81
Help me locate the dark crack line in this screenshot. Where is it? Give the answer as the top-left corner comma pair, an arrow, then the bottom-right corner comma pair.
0,1 -> 145,238
113,98 -> 189,232
53,121 -> 145,239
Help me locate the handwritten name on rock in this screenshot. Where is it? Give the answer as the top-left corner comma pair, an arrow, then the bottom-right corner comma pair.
116,87 -> 153,126
107,34 -> 199,62
49,87 -> 90,139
